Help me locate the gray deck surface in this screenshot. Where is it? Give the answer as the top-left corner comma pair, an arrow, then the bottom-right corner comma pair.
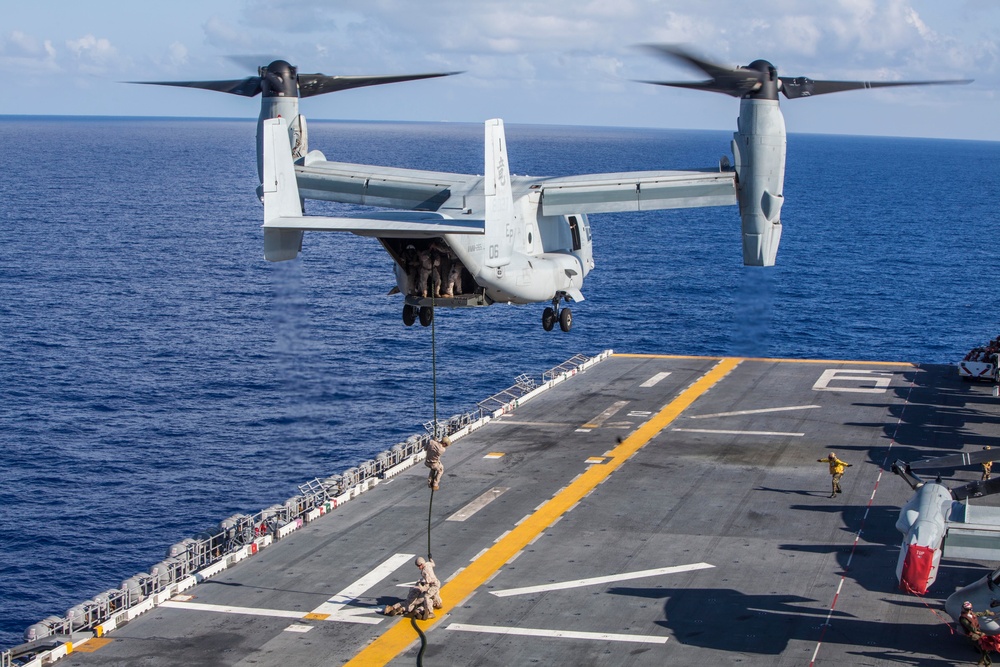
60,354 -> 1000,666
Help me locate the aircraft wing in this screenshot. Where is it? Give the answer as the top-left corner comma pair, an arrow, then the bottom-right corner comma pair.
295,156 -> 476,211
535,169 -> 736,215
264,210 -> 485,238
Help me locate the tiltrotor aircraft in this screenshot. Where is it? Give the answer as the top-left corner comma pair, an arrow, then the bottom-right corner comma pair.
891,449 -> 1000,595
135,49 -> 970,330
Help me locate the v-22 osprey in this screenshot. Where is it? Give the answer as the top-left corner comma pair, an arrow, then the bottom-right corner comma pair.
136,50 -> 970,330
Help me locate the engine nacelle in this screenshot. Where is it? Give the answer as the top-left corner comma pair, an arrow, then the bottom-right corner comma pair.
894,482 -> 953,594
732,98 -> 785,267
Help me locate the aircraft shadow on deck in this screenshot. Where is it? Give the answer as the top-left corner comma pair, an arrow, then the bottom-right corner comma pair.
607,585 -> 969,662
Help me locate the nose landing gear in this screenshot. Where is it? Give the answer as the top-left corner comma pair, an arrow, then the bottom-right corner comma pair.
541,295 -> 572,332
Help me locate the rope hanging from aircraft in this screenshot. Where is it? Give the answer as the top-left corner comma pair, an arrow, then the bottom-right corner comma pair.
416,296 -> 438,667
428,294 -> 438,561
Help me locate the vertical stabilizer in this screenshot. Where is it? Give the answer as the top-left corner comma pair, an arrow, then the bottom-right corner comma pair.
484,118 -> 515,268
261,117 -> 304,261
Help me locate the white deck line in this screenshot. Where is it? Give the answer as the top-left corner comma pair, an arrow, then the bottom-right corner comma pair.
447,487 -> 509,522
446,623 -> 669,644
672,428 -> 804,437
689,405 -> 821,419
640,372 -> 671,388
490,562 -> 715,597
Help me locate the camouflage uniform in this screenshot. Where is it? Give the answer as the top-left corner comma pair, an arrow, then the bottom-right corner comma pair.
416,556 -> 443,609
818,453 -> 852,498
425,436 -> 450,490
382,581 -> 434,620
441,248 -> 461,297
417,251 -> 433,297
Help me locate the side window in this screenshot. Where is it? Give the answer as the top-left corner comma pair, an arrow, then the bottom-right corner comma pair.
567,215 -> 582,251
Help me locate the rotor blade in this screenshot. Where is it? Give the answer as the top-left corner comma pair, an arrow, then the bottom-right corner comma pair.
638,45 -> 765,97
128,77 -> 262,97
636,79 -> 757,98
297,71 -> 463,98
779,76 -> 973,99
641,45 -> 743,81
953,476 -> 1000,501
908,449 -> 997,472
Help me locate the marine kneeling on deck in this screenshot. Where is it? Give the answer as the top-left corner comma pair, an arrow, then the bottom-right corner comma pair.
382,557 -> 444,619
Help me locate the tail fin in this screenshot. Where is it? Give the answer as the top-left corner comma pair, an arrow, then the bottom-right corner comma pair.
261,117 -> 304,261
483,118 -> 515,268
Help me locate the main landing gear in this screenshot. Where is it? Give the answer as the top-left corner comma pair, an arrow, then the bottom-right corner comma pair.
541,295 -> 572,332
403,304 -> 434,327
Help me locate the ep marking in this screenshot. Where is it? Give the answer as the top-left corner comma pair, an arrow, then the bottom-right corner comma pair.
813,369 -> 893,393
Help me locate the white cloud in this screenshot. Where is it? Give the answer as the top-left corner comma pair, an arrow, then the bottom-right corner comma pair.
65,34 -> 118,74
0,30 -> 58,74
168,42 -> 188,67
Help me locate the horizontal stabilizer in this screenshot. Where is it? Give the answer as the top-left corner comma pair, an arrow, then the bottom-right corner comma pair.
265,211 -> 485,238
262,117 -> 483,261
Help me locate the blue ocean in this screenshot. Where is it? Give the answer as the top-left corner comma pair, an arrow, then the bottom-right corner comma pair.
1,117 -> 998,647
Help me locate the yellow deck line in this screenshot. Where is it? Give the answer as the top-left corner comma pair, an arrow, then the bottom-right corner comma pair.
613,353 -> 915,367
345,357 -> 741,666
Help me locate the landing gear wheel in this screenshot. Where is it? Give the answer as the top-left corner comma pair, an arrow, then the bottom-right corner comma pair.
559,307 -> 572,332
419,306 -> 434,327
542,307 -> 556,331
402,304 -> 417,327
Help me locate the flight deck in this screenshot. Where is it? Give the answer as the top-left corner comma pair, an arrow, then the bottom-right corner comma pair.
15,353 -> 1000,666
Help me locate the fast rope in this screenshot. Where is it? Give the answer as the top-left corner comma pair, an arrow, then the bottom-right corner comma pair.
428,294 -> 437,560
411,617 -> 428,666
414,295 -> 439,667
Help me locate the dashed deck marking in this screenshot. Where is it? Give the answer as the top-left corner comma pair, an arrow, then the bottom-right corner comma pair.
673,428 -> 804,437
284,624 -> 313,633
640,371 -> 671,388
158,601 -> 383,625
344,357 -> 740,667
483,452 -> 505,459
690,405 -> 820,419
491,420 -> 574,427
446,623 -> 669,644
447,487 -> 509,522
581,400 -> 629,428
585,456 -> 606,464
160,601 -> 305,619
490,562 -> 715,597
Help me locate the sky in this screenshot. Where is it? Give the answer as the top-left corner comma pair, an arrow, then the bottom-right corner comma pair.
2,0 -> 998,140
